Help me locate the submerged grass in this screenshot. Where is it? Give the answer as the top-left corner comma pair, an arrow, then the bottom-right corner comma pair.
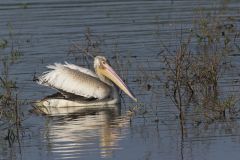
160,6 -> 240,124
69,27 -> 102,67
0,26 -> 24,146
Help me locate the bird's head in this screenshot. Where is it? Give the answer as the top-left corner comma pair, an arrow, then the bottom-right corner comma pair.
94,56 -> 137,102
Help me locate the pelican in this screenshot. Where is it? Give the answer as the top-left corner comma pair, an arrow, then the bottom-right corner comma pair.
37,56 -> 137,108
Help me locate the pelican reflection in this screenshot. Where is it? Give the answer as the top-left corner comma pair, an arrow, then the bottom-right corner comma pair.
33,97 -> 131,158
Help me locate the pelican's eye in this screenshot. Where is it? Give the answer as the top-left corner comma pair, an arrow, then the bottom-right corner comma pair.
99,60 -> 106,69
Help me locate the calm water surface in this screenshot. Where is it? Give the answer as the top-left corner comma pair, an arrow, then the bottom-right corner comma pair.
0,0 -> 240,160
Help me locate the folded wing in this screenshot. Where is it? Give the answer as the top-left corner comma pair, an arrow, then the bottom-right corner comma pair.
37,63 -> 111,99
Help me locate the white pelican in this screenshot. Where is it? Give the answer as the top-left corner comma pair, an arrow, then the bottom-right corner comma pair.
37,56 -> 137,107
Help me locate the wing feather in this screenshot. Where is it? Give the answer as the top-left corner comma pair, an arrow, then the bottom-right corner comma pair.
63,62 -> 97,78
37,63 -> 111,99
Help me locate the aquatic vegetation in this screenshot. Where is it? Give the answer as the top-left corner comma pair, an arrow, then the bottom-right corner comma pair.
19,3 -> 30,9
0,39 -> 8,49
0,29 -> 24,146
161,8 -> 240,124
69,27 -> 103,67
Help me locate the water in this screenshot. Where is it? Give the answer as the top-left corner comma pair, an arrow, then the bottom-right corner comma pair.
0,0 -> 240,160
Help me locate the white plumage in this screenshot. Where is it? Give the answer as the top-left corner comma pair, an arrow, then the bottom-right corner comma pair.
37,62 -> 112,99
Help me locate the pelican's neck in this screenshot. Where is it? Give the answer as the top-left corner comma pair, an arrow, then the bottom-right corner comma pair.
110,85 -> 120,104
